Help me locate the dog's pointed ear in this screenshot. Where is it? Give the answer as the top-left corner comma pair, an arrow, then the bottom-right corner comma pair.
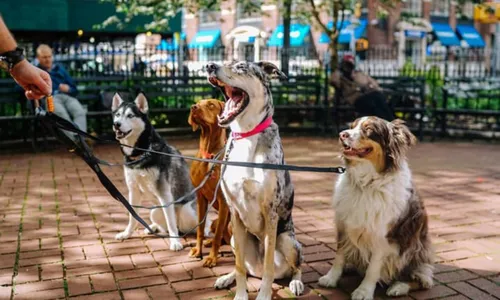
112,93 -> 123,111
134,93 -> 149,114
187,109 -> 199,132
256,61 -> 287,80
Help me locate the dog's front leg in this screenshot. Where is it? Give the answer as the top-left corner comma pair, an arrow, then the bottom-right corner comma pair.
318,248 -> 345,288
189,192 -> 207,259
232,213 -> 249,300
203,191 -> 229,267
157,185 -> 183,251
351,250 -> 384,300
256,212 -> 278,300
115,186 -> 140,240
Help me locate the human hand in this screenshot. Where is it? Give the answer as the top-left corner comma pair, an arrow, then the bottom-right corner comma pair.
10,60 -> 52,100
59,83 -> 70,93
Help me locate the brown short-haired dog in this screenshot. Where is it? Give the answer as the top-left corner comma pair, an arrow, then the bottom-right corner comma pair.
188,99 -> 231,267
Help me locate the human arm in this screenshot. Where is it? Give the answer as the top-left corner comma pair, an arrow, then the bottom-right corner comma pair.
330,70 -> 342,89
58,66 -> 78,96
365,74 -> 380,90
0,16 -> 52,99
0,15 -> 17,53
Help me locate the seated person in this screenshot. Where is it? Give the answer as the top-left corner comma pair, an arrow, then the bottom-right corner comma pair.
35,44 -> 88,140
331,54 -> 394,121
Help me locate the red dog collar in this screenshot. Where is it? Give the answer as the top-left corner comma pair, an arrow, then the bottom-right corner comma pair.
200,150 -> 214,159
232,117 -> 273,140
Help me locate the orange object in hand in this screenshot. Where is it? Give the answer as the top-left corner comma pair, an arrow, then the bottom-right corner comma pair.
47,95 -> 54,112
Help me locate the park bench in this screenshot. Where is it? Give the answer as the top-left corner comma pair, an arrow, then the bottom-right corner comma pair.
0,72 -> 326,147
432,77 -> 500,139
0,78 -> 37,147
332,76 -> 427,139
271,74 -> 325,132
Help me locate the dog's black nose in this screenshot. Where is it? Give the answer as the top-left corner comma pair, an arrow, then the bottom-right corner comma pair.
113,122 -> 121,129
340,131 -> 350,140
206,63 -> 218,73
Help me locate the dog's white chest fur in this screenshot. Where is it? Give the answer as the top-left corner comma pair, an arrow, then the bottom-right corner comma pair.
124,167 -> 160,195
222,138 -> 267,236
334,162 -> 412,251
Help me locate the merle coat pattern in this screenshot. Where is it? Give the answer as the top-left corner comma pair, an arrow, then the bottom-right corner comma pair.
206,61 -> 304,300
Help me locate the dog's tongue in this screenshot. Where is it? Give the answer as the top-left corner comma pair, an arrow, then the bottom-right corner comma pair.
224,86 -> 243,102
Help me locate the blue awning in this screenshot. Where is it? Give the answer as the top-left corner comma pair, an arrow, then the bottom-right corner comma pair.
157,33 -> 186,50
188,29 -> 221,49
157,40 -> 178,51
267,24 -> 311,47
456,25 -> 485,48
319,19 -> 367,44
431,23 -> 461,46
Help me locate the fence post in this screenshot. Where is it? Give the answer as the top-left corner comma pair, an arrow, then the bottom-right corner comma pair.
323,63 -> 331,135
440,87 -> 448,138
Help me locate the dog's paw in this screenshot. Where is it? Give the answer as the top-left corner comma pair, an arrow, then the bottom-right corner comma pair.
318,273 -> 340,288
289,279 -> 304,296
188,247 -> 201,258
169,238 -> 183,251
143,224 -> 160,235
387,282 -> 410,297
351,285 -> 375,300
214,273 -> 235,289
234,292 -> 249,300
202,255 -> 218,268
411,272 -> 434,289
115,231 -> 132,240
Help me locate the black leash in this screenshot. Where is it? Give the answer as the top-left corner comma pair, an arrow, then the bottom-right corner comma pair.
44,113 -> 346,174
35,107 -> 223,239
33,103 -> 345,240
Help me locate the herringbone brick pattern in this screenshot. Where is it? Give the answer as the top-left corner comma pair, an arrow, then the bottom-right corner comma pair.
0,137 -> 499,299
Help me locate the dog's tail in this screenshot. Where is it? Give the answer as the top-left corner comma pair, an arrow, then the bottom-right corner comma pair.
176,202 -> 213,237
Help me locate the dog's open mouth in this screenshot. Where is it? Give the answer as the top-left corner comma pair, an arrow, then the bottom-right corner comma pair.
208,76 -> 249,126
342,142 -> 372,157
115,129 -> 131,140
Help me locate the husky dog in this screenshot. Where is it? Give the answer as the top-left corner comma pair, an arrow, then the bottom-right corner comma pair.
111,93 -> 199,251
206,61 -> 304,300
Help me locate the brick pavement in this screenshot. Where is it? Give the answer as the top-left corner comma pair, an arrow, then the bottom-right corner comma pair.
0,137 -> 499,300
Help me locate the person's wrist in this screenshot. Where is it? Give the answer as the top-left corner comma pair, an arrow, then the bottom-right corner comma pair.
9,58 -> 28,75
1,47 -> 25,73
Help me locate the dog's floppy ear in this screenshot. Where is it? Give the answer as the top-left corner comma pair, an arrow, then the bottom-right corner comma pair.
112,93 -> 123,111
256,61 -> 287,80
134,93 -> 149,114
187,109 -> 199,132
386,119 -> 416,171
391,119 -> 417,147
217,100 -> 225,113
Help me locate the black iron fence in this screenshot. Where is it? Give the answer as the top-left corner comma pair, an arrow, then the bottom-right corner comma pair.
1,44 -> 499,146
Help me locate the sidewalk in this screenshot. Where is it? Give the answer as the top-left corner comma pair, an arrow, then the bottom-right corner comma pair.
0,137 -> 499,300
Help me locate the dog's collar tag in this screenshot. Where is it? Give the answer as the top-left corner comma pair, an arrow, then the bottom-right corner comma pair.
232,117 -> 273,140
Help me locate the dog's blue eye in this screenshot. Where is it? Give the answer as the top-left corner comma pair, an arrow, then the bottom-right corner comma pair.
127,114 -> 134,118
115,113 -> 120,117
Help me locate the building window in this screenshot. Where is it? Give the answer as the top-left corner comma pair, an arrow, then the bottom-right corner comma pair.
237,0 -> 261,20
199,9 -> 220,24
459,1 -> 474,19
431,0 -> 449,17
360,0 -> 368,14
402,0 -> 422,17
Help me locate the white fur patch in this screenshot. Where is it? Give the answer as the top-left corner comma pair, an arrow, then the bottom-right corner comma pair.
333,160 -> 413,282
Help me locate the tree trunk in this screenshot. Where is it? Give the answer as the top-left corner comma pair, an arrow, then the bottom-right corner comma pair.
329,41 -> 338,71
281,0 -> 291,77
